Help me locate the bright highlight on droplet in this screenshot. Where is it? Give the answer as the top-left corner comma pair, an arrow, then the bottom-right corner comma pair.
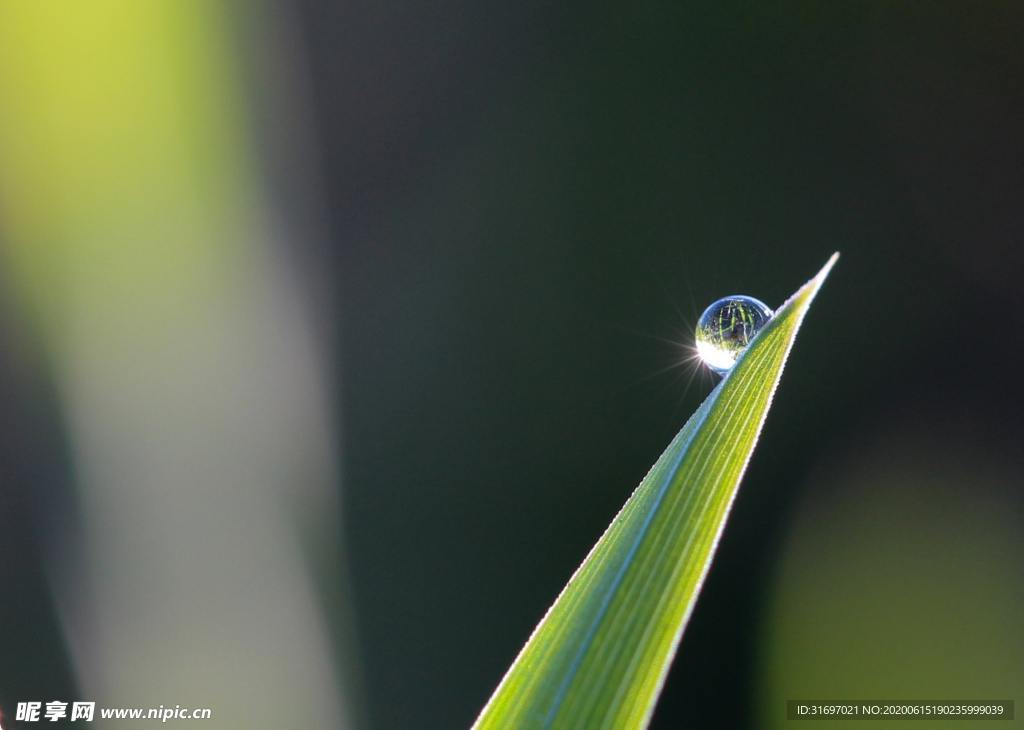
695,295 -> 773,374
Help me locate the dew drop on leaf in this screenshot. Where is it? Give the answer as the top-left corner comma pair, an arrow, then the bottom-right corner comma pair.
695,295 -> 774,374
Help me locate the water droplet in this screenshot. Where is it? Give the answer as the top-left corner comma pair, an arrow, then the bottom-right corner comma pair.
695,295 -> 773,374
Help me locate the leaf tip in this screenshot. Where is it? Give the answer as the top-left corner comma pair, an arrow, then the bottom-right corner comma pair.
819,251 -> 840,280
791,251 -> 839,311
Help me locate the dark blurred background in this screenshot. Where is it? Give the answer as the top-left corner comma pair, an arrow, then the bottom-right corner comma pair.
2,2 -> 1023,729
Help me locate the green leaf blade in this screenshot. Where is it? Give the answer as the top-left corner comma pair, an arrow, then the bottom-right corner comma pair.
474,254 -> 838,730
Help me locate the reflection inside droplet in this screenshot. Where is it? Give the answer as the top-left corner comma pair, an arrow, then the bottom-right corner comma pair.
695,295 -> 773,374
